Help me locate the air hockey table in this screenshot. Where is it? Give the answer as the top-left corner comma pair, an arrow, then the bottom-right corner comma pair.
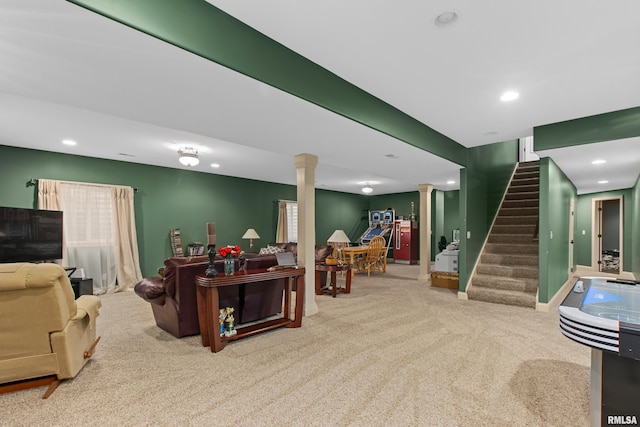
559,277 -> 640,427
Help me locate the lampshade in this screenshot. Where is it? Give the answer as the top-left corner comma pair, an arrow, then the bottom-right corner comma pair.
242,228 -> 260,240
361,183 -> 373,194
178,146 -> 199,167
327,229 -> 350,243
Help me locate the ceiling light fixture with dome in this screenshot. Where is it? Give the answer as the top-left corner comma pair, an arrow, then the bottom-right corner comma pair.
178,146 -> 199,167
361,183 -> 374,194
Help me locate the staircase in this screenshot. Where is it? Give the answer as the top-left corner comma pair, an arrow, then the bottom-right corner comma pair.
468,161 -> 539,308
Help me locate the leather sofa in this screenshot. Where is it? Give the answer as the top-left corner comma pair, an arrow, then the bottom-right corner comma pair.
134,254 -> 285,338
0,263 -> 101,398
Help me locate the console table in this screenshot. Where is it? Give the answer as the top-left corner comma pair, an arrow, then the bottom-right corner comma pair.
195,268 -> 305,353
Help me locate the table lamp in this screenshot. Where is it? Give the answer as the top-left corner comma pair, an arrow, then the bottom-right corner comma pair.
327,229 -> 350,265
242,228 -> 260,252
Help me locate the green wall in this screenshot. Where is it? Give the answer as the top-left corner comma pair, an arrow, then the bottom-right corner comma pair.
574,188 -> 634,271
534,106 -> 640,150
0,145 -> 368,277
459,140 -> 519,291
444,190 -> 461,244
538,158 -> 577,303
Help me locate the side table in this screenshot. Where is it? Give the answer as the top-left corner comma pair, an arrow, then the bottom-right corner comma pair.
315,264 -> 352,298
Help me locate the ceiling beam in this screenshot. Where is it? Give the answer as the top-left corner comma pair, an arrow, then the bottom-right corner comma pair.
66,0 -> 467,166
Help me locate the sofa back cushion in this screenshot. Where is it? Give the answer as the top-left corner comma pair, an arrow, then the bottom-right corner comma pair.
163,256 -> 208,298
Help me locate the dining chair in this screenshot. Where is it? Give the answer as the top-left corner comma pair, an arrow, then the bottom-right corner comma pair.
359,236 -> 387,276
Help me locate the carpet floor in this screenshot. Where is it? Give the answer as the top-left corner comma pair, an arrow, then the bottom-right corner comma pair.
1,264 -> 591,426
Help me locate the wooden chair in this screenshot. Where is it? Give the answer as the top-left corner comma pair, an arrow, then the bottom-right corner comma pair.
359,236 -> 387,276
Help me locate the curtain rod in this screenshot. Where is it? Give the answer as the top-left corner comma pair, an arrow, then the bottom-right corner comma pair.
277,199 -> 296,203
28,178 -> 139,192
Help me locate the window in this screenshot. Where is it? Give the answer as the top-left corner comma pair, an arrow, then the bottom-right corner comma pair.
285,201 -> 298,243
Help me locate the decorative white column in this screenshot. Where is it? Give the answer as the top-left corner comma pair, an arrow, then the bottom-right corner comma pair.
418,184 -> 433,282
294,153 -> 318,316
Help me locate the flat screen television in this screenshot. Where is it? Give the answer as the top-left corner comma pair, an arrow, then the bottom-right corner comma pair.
0,206 -> 63,263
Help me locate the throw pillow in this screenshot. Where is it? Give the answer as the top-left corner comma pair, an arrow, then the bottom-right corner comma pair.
259,245 -> 284,255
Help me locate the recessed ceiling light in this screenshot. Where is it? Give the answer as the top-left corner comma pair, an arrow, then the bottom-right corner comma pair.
62,139 -> 77,146
447,180 -> 456,185
210,163 -> 220,168
384,154 -> 399,159
483,131 -> 498,136
434,11 -> 458,27
598,180 -> 609,184
500,91 -> 519,102
592,159 -> 606,165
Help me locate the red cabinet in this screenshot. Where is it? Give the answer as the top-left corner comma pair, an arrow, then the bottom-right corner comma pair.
394,220 -> 418,264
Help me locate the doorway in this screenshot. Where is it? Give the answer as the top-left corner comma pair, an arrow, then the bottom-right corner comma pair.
592,197 -> 623,274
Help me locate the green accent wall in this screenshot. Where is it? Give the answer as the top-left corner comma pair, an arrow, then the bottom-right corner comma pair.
538,158 -> 577,303
66,0 -> 466,166
574,189 -> 634,272
534,106 -> 640,150
459,140 -> 519,291
444,190 -> 461,244
0,145 -> 368,277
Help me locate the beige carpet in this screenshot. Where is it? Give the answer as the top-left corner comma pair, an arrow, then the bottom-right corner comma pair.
1,264 -> 591,426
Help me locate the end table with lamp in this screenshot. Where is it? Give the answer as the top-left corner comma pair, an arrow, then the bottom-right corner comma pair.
327,229 -> 350,266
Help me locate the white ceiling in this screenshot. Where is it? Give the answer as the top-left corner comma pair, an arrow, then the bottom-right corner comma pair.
1,0 -> 639,195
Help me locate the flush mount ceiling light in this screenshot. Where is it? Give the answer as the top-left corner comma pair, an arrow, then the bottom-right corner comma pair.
500,91 -> 519,102
434,11 -> 458,27
178,146 -> 199,167
361,183 -> 374,194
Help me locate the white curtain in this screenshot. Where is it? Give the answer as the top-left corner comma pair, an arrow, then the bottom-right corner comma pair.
38,179 -> 142,294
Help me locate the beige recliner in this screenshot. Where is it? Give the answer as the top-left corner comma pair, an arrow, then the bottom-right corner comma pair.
0,263 -> 101,398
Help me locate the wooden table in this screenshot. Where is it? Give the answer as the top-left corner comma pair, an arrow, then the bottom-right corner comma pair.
195,267 -> 305,352
315,263 -> 352,297
341,246 -> 369,273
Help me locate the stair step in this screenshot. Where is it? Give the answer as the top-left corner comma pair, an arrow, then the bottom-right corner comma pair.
501,200 -> 539,210
508,184 -> 540,193
492,224 -> 537,235
511,177 -> 539,186
485,243 -> 538,255
472,273 -> 538,292
494,215 -> 538,226
498,207 -> 538,216
467,287 -> 537,308
476,263 -> 538,279
504,191 -> 539,201
481,253 -> 538,266
488,234 -> 539,244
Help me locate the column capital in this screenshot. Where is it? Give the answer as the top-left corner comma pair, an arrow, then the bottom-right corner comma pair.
418,183 -> 433,194
294,153 -> 318,170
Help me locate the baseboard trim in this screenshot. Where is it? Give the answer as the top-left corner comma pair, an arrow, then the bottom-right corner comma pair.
536,277 -> 573,312
457,291 -> 468,300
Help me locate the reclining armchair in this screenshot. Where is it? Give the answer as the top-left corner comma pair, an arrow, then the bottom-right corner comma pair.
0,263 -> 101,398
